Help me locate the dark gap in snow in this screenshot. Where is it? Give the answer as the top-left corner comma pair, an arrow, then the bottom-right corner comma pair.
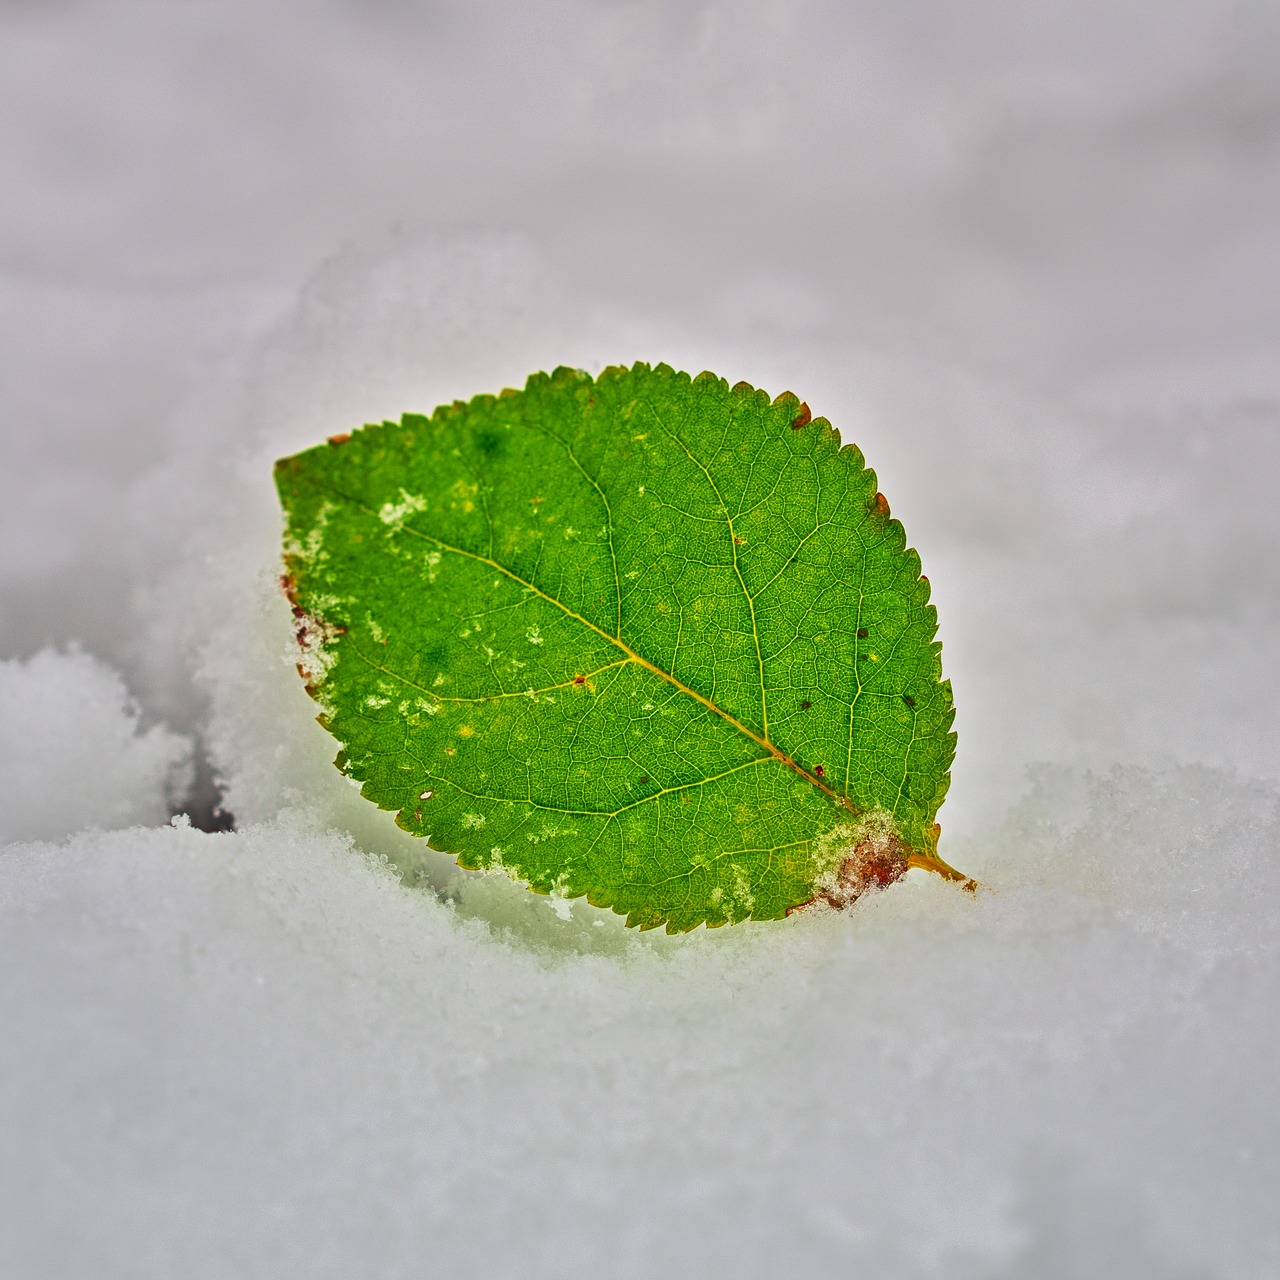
171,735 -> 235,832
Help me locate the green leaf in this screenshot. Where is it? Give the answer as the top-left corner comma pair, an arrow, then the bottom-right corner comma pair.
274,362 -> 964,932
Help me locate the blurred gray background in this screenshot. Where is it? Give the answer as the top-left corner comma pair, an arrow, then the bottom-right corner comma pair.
4,0 -> 1279,828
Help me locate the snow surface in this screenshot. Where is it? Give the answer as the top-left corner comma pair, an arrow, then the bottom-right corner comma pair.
0,647 -> 192,843
2,3 -> 1279,1276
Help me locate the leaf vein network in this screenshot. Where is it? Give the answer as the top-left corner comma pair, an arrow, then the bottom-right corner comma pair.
638,396 -> 770,738
523,418 -> 623,638
433,754 -> 772,819
298,472 -> 851,811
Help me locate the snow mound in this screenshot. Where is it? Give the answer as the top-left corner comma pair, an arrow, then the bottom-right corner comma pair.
1,766 -> 1276,1278
0,647 -> 192,843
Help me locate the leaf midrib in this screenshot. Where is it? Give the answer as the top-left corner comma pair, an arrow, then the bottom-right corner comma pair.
298,471 -> 854,815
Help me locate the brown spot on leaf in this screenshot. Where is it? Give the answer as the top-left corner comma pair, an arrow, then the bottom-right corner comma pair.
732,535 -> 745,545
873,492 -> 890,517
856,627 -> 868,639
814,765 -> 825,777
903,695 -> 916,708
789,402 -> 812,430
787,829 -> 909,916
573,675 -> 586,686
800,700 -> 811,710
327,433 -> 350,446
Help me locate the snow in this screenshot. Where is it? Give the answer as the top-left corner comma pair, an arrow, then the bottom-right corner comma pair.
0,648 -> 192,843
2,2 -> 1279,1276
